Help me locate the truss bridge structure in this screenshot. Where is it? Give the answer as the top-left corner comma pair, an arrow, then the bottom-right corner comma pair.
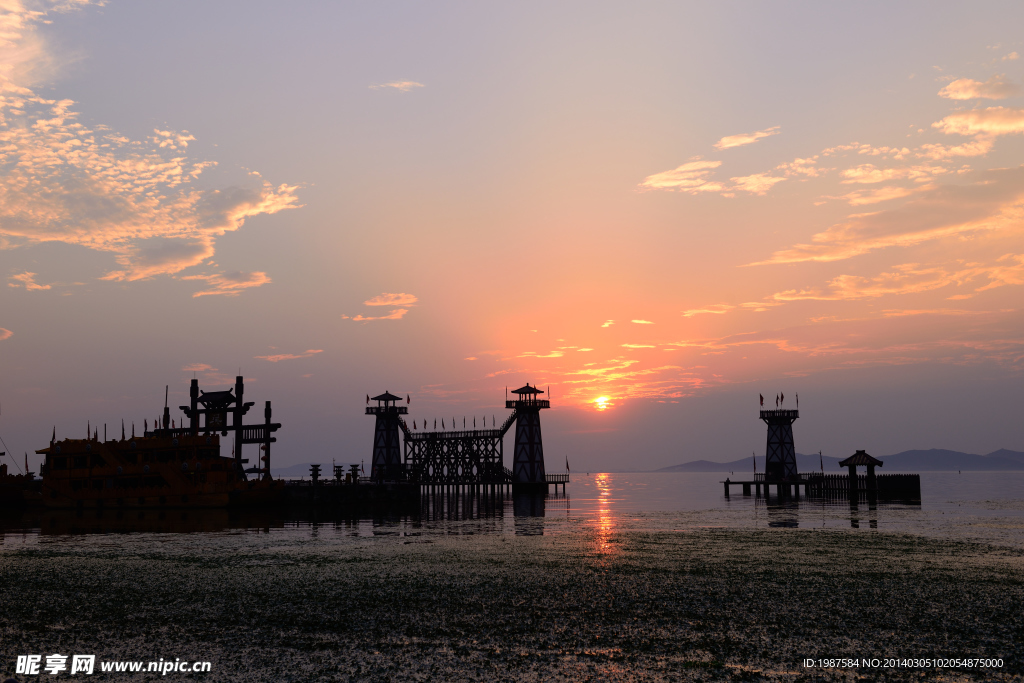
365,384 -> 567,491
400,413 -> 517,485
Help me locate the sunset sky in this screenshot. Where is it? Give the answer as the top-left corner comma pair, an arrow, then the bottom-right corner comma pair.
3,1 -> 1024,472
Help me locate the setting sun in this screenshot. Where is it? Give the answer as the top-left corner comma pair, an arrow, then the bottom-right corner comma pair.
593,396 -> 612,411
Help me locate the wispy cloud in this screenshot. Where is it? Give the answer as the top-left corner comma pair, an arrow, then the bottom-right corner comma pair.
181,363 -> 214,372
771,263 -> 980,301
0,3 -> 301,284
255,349 -> 324,362
639,159 -> 723,192
939,75 -> 1021,100
343,292 -> 417,321
8,271 -> 50,290
714,126 -> 780,150
731,172 -> 786,195
932,107 -> 1024,137
601,319 -> 615,327
621,343 -> 656,349
178,363 -> 241,386
835,185 -> 922,206
640,161 -> 785,196
518,350 -> 565,358
839,164 -> 946,184
682,304 -> 734,317
631,319 -> 654,324
369,81 -> 424,92
181,271 -> 271,297
364,292 -> 418,306
0,328 -> 11,341
341,308 -> 409,321
917,138 -> 994,160
751,166 -> 1024,265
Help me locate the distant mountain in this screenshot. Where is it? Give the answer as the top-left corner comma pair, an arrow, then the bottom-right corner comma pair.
655,449 -> 1024,473
656,453 -> 839,473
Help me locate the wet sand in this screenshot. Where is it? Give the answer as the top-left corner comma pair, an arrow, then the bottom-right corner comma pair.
1,526 -> 1022,681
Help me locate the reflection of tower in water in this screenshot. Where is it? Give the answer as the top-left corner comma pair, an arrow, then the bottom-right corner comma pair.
512,490 -> 546,535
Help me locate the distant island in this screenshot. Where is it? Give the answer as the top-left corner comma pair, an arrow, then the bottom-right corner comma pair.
654,448 -> 1024,473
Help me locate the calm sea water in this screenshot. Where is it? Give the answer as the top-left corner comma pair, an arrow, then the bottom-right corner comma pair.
3,471 -> 1024,549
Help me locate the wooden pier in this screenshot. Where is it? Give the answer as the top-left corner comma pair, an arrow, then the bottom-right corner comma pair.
723,471 -> 920,502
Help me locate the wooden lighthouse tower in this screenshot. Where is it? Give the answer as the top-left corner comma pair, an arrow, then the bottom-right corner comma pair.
760,408 -> 799,481
507,384 -> 549,491
367,391 -> 406,481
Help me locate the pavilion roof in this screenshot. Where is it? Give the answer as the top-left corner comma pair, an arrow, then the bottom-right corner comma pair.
371,391 -> 403,402
511,384 -> 544,395
838,450 -> 883,467
197,390 -> 235,407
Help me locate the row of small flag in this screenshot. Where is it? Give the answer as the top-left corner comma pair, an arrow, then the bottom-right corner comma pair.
759,392 -> 799,408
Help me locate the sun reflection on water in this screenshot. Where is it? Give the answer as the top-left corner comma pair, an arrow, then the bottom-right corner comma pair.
594,473 -> 617,553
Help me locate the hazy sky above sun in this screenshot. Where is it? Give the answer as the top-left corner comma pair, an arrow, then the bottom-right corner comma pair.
3,1 -> 1024,472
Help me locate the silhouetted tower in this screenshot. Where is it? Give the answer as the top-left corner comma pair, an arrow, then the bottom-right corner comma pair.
180,376 -> 265,474
760,408 -> 799,480
507,384 -> 549,490
367,391 -> 406,481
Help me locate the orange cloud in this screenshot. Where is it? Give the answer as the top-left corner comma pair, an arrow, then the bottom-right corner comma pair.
836,185 -> 930,206
714,126 -> 780,150
682,304 -> 734,317
181,271 -> 271,297
364,292 -> 418,306
839,164 -> 946,184
639,159 -> 723,192
932,107 -> 1024,137
777,156 -> 827,177
255,349 -> 324,362
0,6 -> 301,284
181,363 -> 214,372
631,319 -> 654,324
341,308 -> 409,321
752,166 -> 1024,265
0,328 -> 11,341
731,172 -> 786,194
916,138 -> 994,160
771,263 -> 978,302
8,271 -> 50,290
939,75 -> 1020,100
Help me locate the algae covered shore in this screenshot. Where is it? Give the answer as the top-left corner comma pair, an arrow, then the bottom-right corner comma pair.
1,526 -> 1022,681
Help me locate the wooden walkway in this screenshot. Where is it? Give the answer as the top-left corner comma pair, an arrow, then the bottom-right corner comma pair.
723,472 -> 920,501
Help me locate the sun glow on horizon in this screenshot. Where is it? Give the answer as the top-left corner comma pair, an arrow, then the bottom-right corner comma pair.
593,396 -> 612,411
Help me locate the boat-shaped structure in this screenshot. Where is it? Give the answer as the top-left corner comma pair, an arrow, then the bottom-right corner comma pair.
35,376 -> 283,509
36,433 -> 280,508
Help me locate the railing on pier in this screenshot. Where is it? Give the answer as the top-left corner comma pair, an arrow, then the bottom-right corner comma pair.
728,471 -> 920,502
545,473 -> 569,484
802,472 -> 920,501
